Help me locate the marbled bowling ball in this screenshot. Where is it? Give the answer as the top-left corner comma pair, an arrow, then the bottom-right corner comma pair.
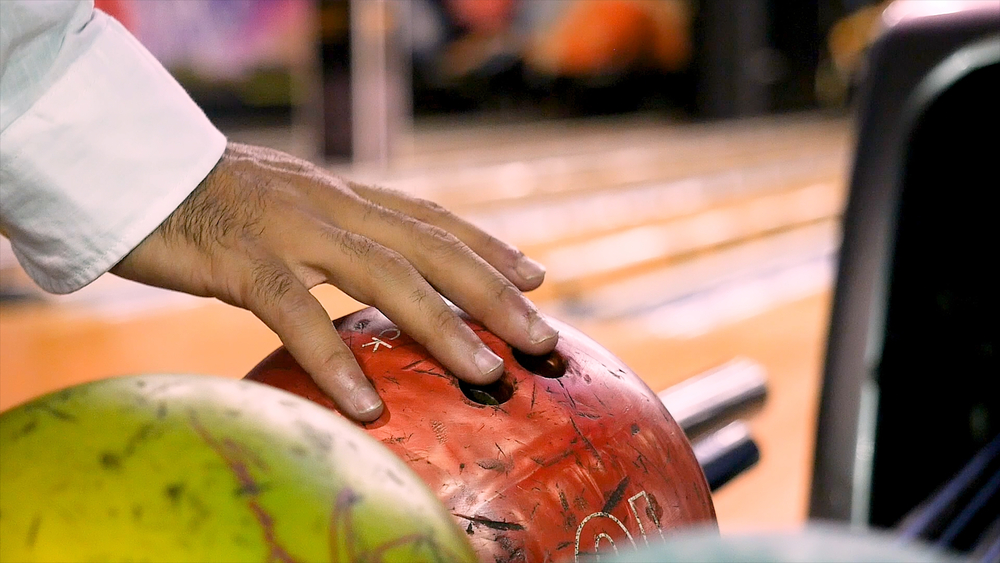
0,374 -> 477,563
246,307 -> 716,562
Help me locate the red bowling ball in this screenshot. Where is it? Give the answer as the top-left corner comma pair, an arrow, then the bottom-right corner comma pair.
245,307 -> 716,562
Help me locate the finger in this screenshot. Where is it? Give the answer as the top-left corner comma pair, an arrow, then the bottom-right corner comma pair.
295,228 -> 507,386
240,259 -> 384,421
348,182 -> 547,292
314,197 -> 559,356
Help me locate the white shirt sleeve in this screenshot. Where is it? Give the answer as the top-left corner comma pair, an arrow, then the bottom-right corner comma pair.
0,1 -> 227,294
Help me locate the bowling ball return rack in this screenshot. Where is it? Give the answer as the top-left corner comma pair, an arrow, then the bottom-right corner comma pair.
657,357 -> 766,493
808,4 -> 999,561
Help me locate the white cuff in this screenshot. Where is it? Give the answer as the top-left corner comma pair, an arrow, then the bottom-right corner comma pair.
0,11 -> 226,294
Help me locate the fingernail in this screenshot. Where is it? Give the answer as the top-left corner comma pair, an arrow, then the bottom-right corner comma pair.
516,256 -> 546,283
528,313 -> 559,345
352,387 -> 383,417
474,346 -> 504,378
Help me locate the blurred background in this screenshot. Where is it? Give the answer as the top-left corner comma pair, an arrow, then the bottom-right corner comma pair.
1,0 -> 901,534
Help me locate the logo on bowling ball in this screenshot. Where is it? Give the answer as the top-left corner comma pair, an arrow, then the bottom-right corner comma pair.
575,489 -> 667,559
247,307 -> 716,562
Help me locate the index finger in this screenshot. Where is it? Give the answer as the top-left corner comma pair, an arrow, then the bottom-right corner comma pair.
242,260 -> 384,422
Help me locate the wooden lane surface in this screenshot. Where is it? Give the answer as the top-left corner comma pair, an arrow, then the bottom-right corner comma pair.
0,285 -> 363,412
0,112 -> 850,534
350,114 -> 849,212
525,184 -> 843,302
385,112 -> 847,175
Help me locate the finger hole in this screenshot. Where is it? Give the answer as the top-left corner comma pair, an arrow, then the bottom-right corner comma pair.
512,348 -> 566,379
460,376 -> 514,406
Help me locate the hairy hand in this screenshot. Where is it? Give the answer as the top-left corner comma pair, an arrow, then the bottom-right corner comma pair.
111,143 -> 558,421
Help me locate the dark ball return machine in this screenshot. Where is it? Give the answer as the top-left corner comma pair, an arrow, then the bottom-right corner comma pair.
809,4 -> 999,561
655,5 -> 999,560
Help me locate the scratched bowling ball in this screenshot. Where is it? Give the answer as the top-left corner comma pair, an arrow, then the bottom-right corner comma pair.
246,307 -> 716,562
0,374 -> 477,563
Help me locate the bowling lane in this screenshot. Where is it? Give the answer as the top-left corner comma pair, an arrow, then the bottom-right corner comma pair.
0,111 -> 851,534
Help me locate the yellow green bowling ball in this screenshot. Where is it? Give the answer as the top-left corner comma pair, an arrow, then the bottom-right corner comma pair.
0,374 -> 477,563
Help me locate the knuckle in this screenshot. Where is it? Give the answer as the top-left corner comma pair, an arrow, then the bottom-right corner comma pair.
408,286 -> 431,306
335,230 -> 421,289
273,289 -> 312,324
361,200 -> 394,224
375,248 -> 413,279
488,275 -> 520,303
363,246 -> 413,284
396,191 -> 454,224
249,260 -> 296,309
336,231 -> 378,263
314,176 -> 348,199
416,223 -> 464,258
314,345 -> 353,374
417,197 -> 451,218
433,305 -> 465,335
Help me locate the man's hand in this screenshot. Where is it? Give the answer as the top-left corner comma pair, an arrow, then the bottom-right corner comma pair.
110,143 -> 558,421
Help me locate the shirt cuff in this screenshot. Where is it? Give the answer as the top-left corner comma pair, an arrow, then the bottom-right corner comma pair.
0,11 -> 226,294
